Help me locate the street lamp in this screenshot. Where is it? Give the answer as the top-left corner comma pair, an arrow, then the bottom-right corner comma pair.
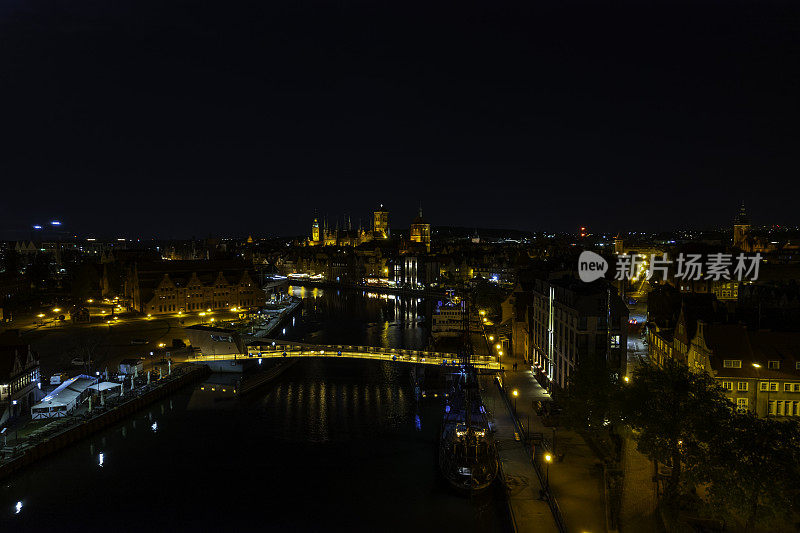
544,452 -> 553,490
512,389 -> 519,413
753,363 -> 771,417
623,376 -> 630,383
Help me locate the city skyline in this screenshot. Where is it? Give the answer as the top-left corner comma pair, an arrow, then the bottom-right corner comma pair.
2,2 -> 799,238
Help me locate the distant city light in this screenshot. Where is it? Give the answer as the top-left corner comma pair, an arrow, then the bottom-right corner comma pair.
15,501 -> 22,514
99,453 -> 104,467
32,225 -> 42,230
51,220 -> 61,226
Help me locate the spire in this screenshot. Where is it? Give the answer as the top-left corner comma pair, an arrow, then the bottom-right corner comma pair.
735,201 -> 751,225
418,201 -> 423,219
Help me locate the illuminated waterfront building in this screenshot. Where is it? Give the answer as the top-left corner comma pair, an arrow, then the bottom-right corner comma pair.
126,260 -> 265,315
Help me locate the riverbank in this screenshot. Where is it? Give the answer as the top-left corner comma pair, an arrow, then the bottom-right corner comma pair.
0,364 -> 210,481
251,298 -> 302,338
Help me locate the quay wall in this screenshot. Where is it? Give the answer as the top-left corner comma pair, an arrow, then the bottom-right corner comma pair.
0,365 -> 210,481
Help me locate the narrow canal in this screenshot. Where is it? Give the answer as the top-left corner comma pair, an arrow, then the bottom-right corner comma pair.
1,288 -> 510,531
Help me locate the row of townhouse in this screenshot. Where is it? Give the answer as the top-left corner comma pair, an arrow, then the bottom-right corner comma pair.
647,289 -> 800,418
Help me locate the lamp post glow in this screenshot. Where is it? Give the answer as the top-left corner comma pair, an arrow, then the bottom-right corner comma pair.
512,389 -> 519,413
752,363 -> 770,417
544,452 -> 553,490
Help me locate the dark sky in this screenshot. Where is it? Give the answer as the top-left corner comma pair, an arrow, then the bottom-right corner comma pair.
1,1 -> 799,239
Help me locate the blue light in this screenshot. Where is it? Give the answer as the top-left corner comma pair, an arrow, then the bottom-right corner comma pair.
51,220 -> 61,226
32,225 -> 42,230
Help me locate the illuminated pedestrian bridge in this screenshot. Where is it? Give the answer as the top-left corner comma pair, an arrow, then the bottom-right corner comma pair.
189,339 -> 501,370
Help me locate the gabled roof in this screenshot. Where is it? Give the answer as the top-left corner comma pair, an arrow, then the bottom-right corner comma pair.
705,325 -> 800,379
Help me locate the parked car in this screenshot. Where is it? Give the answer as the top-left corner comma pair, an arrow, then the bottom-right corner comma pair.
130,338 -> 149,345
71,357 -> 92,366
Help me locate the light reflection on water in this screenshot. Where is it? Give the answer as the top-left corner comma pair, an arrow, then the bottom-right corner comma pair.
0,290 -> 508,532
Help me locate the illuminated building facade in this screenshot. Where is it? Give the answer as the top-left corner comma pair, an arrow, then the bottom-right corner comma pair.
126,260 -> 265,315
307,206 -> 390,247
409,207 -> 431,252
733,201 -> 751,249
504,278 -> 628,392
0,334 -> 42,425
373,204 -> 390,239
311,218 -> 321,244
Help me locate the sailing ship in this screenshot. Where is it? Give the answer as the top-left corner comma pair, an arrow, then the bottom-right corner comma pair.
437,293 -> 499,493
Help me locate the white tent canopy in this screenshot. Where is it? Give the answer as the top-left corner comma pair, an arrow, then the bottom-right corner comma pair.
31,375 -> 94,419
88,382 -> 122,393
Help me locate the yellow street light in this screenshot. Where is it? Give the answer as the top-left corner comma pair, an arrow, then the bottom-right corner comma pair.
479,310 -> 486,316
495,343 -> 502,351
210,317 -> 215,323
199,312 -> 206,317
52,308 -> 61,313
206,308 -> 211,313
157,342 -> 166,348
489,335 -> 494,342
147,313 -> 152,318
623,376 -> 630,382
752,363 -> 761,368
544,452 -> 553,463
498,351 -> 503,356
87,299 -> 94,303
512,389 -> 519,397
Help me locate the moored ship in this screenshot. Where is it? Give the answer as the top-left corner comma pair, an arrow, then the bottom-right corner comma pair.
438,370 -> 499,493
437,291 -> 498,493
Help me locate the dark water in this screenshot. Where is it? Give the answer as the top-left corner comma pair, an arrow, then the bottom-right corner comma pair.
1,288 -> 509,532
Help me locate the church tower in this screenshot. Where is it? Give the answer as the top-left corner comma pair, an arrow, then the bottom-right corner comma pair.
733,201 -> 751,250
374,204 -> 390,239
409,204 -> 431,252
311,217 -> 321,244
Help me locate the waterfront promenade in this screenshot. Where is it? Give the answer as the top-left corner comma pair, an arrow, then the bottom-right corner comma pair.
496,365 -> 608,532
480,374 -> 559,533
0,363 -> 208,479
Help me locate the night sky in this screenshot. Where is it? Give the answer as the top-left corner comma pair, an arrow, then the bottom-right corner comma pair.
2,1 -> 799,239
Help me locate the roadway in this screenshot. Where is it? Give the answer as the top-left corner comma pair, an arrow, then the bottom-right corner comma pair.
8,302 -> 278,380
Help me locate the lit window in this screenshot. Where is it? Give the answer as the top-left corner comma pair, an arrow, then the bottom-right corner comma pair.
722,381 -> 733,391
723,360 -> 742,369
737,382 -> 748,392
736,398 -> 748,413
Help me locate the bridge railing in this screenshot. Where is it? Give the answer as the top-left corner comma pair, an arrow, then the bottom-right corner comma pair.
237,341 -> 499,369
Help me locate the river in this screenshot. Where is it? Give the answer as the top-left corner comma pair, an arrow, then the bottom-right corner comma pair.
0,287 -> 509,532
